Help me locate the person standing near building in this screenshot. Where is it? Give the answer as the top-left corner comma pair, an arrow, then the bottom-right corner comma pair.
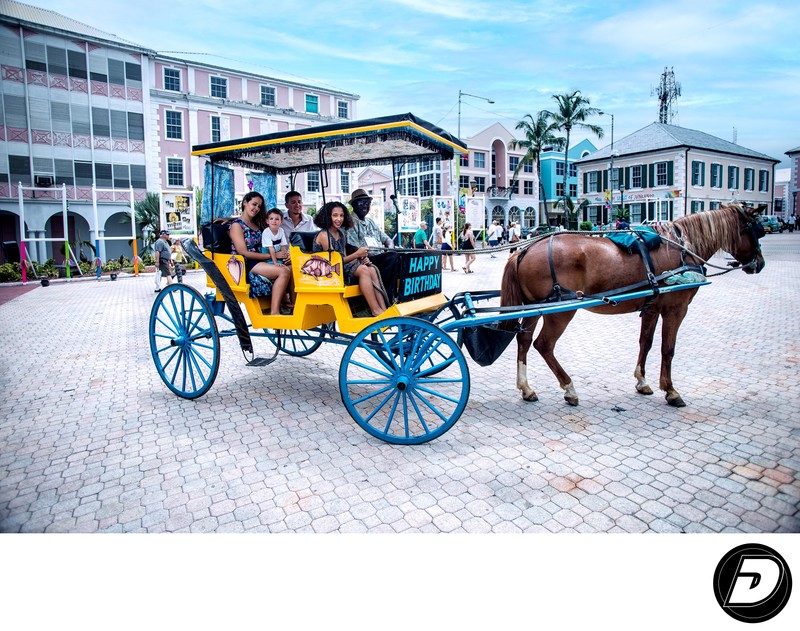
153,230 -> 173,293
487,220 -> 500,257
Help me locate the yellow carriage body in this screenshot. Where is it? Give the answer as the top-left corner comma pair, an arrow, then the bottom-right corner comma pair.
204,244 -> 447,334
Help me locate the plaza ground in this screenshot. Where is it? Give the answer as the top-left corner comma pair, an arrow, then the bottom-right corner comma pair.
0,234 -> 798,533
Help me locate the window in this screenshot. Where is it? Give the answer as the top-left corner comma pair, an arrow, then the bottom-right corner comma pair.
759,169 -> 769,192
337,100 -> 349,119
127,112 -> 144,140
569,163 -> 577,178
556,162 -> 565,176
24,42 -> 47,72
211,116 -> 221,143
74,161 -> 93,186
473,176 -> 486,192
460,154 -> 469,167
260,85 -> 275,106
744,168 -> 754,191
656,161 -> 668,187
54,159 -> 74,186
691,200 -> 704,213
556,182 -> 565,197
47,46 -> 68,76
91,107 -> 110,137
125,62 -> 142,88
51,102 -> 71,133
631,165 -> 643,188
341,172 -> 350,194
110,110 -> 128,138
9,155 -> 31,185
610,167 -> 622,190
164,68 -> 181,92
588,171 -> 599,193
130,164 -> 146,189
474,153 -> 486,169
524,162 -> 534,173
709,201 -> 721,210
107,59 -> 125,86
95,163 -> 113,188
509,156 -> 519,173
524,180 -> 534,195
711,163 -> 723,188
420,173 -> 436,197
406,177 -> 418,196
306,171 -> 319,192
210,76 -> 227,99
165,110 -> 182,140
727,165 -> 739,189
459,176 -> 470,190
569,183 -> 577,197
67,50 -> 87,79
113,164 -> 129,188
305,94 -> 319,114
166,158 -> 184,187
691,161 -> 705,186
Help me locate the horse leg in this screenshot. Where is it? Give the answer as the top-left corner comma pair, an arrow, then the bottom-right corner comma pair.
533,312 -> 579,406
516,317 -> 538,401
634,309 -> 659,395
659,304 -> 690,407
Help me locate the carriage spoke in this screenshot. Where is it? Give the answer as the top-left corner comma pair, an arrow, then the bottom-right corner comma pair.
351,383 -> 394,406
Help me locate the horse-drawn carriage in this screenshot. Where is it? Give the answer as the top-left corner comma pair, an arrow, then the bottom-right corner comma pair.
148,113 -> 766,444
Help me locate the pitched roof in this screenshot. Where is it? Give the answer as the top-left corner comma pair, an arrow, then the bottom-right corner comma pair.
579,122 -> 778,164
0,0 -> 150,50
786,146 -> 800,155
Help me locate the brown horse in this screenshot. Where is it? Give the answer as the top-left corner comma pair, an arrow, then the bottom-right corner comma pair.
500,204 -> 766,407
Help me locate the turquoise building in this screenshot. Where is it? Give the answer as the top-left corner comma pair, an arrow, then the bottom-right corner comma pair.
540,139 -> 596,225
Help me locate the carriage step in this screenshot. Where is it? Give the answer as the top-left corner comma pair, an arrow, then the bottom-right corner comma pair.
246,356 -> 277,367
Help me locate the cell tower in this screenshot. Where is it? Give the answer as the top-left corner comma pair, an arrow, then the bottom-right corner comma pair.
651,67 -> 681,124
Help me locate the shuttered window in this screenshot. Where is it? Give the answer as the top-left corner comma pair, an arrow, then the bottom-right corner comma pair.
125,62 -> 142,89
758,170 -> 769,192
55,159 -> 74,185
67,50 -> 87,79
9,155 -> 31,185
110,110 -> 128,138
691,161 -> 705,186
51,101 -> 71,133
33,157 -> 53,175
744,168 -> 754,191
29,97 -> 51,130
108,59 -> 125,86
95,163 -> 113,188
727,165 -> 739,189
71,104 -> 90,136
92,107 -> 110,137
710,163 -> 722,188
130,164 -> 146,189
89,52 -> 107,82
47,45 -> 68,76
3,94 -> 27,129
127,112 -> 144,140
113,164 -> 130,188
24,41 -> 47,72
74,161 -> 93,186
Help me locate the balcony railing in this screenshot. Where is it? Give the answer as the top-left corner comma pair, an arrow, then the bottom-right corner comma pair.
486,185 -> 515,199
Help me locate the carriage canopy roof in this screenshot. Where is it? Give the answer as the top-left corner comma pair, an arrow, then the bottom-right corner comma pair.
191,112 -> 467,174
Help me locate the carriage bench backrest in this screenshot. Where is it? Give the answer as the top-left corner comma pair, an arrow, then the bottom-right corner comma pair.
290,230 -> 320,253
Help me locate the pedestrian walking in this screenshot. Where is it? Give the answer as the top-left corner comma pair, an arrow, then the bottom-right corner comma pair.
153,230 -> 173,293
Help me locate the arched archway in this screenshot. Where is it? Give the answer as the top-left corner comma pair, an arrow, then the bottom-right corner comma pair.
44,212 -> 91,264
0,210 -> 21,264
523,206 -> 536,227
104,210 -> 136,262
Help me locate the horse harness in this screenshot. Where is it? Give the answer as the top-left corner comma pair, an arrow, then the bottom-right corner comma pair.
516,231 -> 706,315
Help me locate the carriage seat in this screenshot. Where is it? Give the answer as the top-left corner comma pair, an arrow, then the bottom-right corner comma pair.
290,230 -> 320,253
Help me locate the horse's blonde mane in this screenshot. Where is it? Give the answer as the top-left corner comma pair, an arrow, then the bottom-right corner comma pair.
656,204 -> 744,260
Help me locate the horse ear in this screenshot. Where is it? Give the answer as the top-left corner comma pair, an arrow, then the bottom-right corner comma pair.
755,204 -> 767,214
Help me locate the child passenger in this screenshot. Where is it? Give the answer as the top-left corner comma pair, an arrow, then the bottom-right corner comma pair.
261,208 -> 290,265
313,201 -> 387,317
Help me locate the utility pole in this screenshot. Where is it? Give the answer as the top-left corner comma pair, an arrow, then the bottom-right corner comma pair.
652,67 -> 681,124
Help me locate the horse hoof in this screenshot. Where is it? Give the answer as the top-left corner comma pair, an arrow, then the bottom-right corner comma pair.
636,385 -> 654,395
564,395 -> 579,407
522,392 -> 539,402
666,395 -> 686,408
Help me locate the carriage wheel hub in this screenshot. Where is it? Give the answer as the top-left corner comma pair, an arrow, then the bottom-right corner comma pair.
396,376 -> 410,391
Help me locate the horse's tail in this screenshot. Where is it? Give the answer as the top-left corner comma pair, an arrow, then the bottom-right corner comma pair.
499,254 -> 523,331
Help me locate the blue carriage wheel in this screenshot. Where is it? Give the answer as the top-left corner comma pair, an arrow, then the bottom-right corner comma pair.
149,284 -> 220,399
425,302 -> 464,347
263,322 -> 333,357
340,317 -> 469,445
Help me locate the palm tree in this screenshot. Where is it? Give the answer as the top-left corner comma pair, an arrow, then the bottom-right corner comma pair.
134,192 -> 161,253
547,91 -> 604,226
510,111 -> 565,226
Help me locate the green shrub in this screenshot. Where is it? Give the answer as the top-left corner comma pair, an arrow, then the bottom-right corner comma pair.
579,221 -> 594,231
103,259 -> 121,271
0,262 -> 22,282
141,252 -> 155,266
79,261 -> 92,275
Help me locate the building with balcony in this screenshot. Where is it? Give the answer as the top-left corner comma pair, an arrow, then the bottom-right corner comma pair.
577,122 -> 779,226
0,0 -> 358,265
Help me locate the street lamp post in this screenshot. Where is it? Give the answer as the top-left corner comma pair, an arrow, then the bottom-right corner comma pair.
600,112 -> 615,224
456,91 -> 494,237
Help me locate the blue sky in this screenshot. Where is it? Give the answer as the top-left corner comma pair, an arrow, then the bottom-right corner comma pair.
30,0 -> 800,167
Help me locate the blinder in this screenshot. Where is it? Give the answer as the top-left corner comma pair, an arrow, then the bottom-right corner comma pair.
736,206 -> 764,271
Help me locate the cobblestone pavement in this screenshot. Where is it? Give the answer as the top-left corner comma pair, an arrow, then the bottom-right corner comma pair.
0,234 -> 798,533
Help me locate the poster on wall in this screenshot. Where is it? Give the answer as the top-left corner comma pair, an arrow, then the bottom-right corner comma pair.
368,197 -> 385,231
397,196 -> 421,232
433,196 -> 455,228
161,191 -> 195,236
465,196 -> 485,231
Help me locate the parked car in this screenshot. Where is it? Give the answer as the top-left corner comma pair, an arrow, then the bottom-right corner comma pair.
522,225 -> 555,239
759,215 -> 783,233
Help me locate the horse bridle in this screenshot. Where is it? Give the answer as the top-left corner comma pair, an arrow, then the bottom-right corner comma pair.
733,207 -> 764,271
